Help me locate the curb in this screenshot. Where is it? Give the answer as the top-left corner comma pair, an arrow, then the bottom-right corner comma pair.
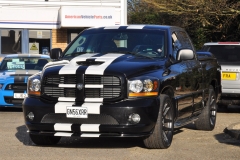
223,122 -> 240,140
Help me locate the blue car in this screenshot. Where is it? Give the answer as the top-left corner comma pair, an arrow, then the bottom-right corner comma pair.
0,54 -> 51,107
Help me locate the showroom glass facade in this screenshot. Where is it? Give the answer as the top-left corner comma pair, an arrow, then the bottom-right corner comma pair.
0,29 -> 51,55
0,29 -> 22,54
0,1 -> 126,56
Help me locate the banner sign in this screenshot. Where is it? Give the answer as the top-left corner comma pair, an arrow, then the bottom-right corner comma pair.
0,8 -> 60,29
61,7 -> 115,27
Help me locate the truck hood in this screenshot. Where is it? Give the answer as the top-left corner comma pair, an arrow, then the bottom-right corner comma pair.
44,53 -> 165,77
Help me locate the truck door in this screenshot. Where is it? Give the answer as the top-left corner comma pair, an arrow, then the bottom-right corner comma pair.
171,30 -> 203,120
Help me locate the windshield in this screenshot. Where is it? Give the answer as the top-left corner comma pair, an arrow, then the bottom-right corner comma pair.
203,45 -> 240,63
0,57 -> 50,70
64,29 -> 165,59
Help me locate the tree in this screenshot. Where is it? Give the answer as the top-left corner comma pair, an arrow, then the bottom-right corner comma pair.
127,0 -> 240,49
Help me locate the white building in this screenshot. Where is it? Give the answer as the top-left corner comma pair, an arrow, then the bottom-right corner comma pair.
0,0 -> 127,55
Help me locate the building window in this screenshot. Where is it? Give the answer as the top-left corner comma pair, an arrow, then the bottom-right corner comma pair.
29,30 -> 51,54
1,29 -> 22,54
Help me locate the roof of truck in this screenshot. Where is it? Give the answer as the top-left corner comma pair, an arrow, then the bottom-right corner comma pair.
87,24 -> 182,31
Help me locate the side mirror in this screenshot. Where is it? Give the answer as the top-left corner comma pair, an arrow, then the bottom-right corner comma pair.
50,48 -> 62,59
176,49 -> 194,61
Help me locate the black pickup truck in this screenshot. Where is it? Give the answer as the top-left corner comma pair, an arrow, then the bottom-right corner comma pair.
23,25 -> 221,149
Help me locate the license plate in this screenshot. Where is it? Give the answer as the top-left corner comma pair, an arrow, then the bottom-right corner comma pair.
14,93 -> 28,99
222,72 -> 237,80
66,106 -> 88,118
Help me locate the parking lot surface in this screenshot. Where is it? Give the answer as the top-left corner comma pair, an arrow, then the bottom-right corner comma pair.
0,106 -> 240,160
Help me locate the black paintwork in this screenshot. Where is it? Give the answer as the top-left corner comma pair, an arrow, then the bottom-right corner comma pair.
23,25 -> 221,137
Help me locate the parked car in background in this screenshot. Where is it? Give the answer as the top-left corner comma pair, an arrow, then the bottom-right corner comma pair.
201,42 -> 240,108
0,54 -> 51,107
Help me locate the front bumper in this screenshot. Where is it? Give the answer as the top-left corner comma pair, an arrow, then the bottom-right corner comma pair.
23,97 -> 160,137
0,88 -> 26,108
219,93 -> 240,105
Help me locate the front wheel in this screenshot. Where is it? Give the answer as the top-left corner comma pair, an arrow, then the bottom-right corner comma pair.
30,134 -> 61,145
143,94 -> 174,149
195,86 -> 217,131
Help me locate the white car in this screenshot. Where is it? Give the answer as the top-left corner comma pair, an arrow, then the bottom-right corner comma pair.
202,42 -> 240,108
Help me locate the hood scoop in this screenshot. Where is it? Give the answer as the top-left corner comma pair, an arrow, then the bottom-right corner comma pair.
76,59 -> 104,66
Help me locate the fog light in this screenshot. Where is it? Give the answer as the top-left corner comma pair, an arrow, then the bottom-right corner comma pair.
128,113 -> 141,124
27,112 -> 34,121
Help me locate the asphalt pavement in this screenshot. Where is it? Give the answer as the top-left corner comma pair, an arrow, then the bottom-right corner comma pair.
0,105 -> 240,160
219,105 -> 240,140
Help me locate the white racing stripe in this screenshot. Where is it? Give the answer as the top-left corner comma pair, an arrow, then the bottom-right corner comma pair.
85,98 -> 103,102
81,124 -> 100,132
85,84 -> 103,88
54,123 -> 72,131
85,53 -> 123,75
59,84 -> 76,88
54,132 -> 73,137
28,70 -> 39,75
59,53 -> 98,74
55,102 -> 75,113
104,26 -> 121,29
127,25 -> 145,29
81,134 -> 100,137
54,132 -> 101,137
58,97 -> 75,102
15,70 -> 27,74
43,60 -> 69,70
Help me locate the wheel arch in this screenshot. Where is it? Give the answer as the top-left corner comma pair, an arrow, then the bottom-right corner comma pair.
210,79 -> 219,99
160,86 -> 177,120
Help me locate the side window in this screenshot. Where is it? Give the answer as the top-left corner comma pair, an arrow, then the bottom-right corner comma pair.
171,32 -> 181,61
177,31 -> 194,50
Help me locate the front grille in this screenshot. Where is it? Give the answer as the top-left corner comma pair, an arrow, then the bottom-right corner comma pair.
44,75 -> 76,84
85,75 -> 121,99
85,88 -> 121,98
42,74 -> 77,99
41,113 -> 119,125
5,84 -> 27,92
43,87 -> 76,98
42,74 -> 122,101
85,75 -> 120,85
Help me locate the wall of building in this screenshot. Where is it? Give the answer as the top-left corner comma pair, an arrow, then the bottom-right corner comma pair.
52,29 -> 68,51
0,0 -> 127,54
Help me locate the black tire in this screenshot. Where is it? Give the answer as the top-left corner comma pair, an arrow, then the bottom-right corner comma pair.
30,134 -> 61,145
143,94 -> 174,149
195,86 -> 217,131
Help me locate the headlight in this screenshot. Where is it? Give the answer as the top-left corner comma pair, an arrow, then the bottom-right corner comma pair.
28,73 -> 41,96
0,84 -> 3,90
128,76 -> 159,97
143,79 -> 154,92
129,80 -> 143,93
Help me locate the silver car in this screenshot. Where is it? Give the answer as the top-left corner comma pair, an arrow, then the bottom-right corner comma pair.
202,42 -> 240,108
